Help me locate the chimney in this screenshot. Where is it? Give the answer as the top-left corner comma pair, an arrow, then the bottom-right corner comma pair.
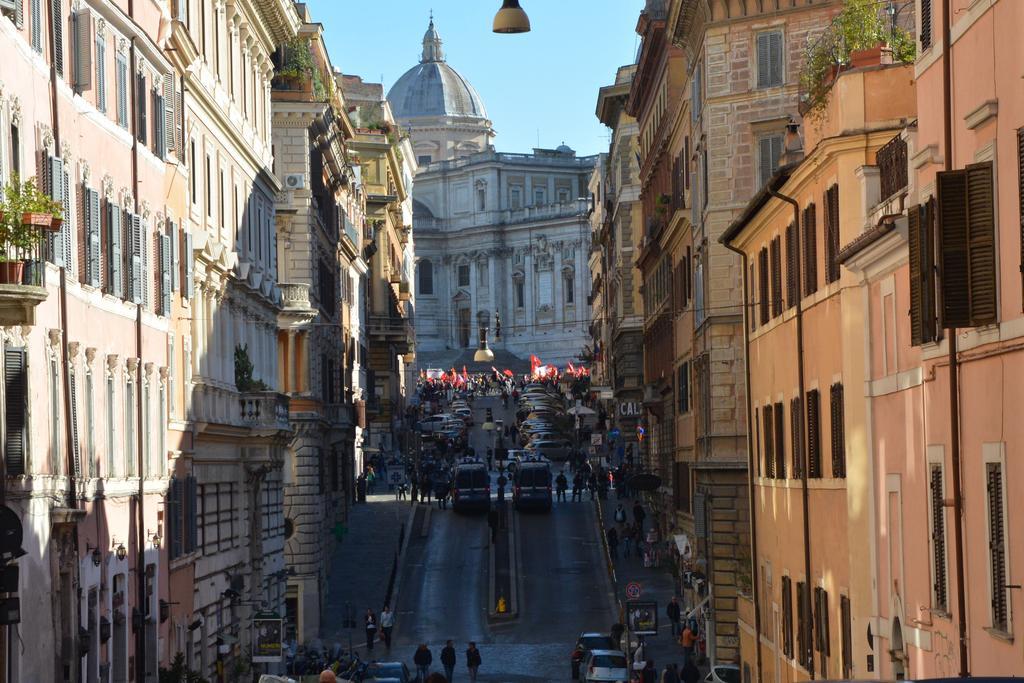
779,119 -> 805,166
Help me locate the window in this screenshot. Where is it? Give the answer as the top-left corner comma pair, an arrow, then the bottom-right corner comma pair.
167,476 -> 197,560
205,153 -> 212,217
807,389 -> 822,478
920,0 -> 932,50
49,354 -> 61,474
840,595 -> 853,678
417,155 -> 431,166
478,261 -> 488,287
762,404 -> 774,479
986,461 -> 1009,632
477,186 -> 485,211
30,0 -> 41,53
69,367 -> 81,477
142,378 -> 150,476
829,382 -> 846,478
514,279 -> 524,308
677,362 -> 690,413
936,162 -> 997,327
908,199 -> 937,344
929,463 -> 948,612
557,188 -> 570,203
803,203 -> 818,296
754,406 -> 761,477
770,236 -> 782,317
814,586 -> 830,672
673,461 -> 691,512
797,581 -> 812,669
85,370 -> 95,477
773,401 -> 785,479
790,395 -> 803,479
781,576 -> 794,659
4,347 -> 27,477
758,134 -> 784,188
189,140 -> 197,204
457,264 -> 469,288
756,31 -> 783,88
690,61 -> 703,121
95,29 -> 106,112
786,221 -> 798,308
564,270 -> 574,304
418,259 -> 434,295
115,51 -> 128,128
106,372 -> 115,476
534,187 -> 546,206
510,187 -> 522,210
758,247 -> 769,325
125,377 -> 135,477
824,184 -> 840,283
135,72 -> 147,144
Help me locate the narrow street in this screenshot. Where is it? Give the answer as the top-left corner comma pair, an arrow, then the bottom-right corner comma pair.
377,397 -> 617,681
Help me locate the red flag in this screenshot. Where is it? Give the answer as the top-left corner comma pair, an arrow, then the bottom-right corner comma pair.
503,369 -> 514,377
530,354 -> 541,372
567,361 -> 576,375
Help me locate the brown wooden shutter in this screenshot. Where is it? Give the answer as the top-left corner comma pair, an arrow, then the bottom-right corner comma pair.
825,185 -> 840,283
773,401 -> 785,479
814,587 -> 830,657
807,389 -> 821,478
921,0 -> 932,49
987,462 -> 1008,631
790,395 -> 803,479
966,162 -> 997,325
782,576 -> 794,658
754,406 -> 761,477
830,383 -> 846,478
909,204 -> 924,344
797,581 -> 813,669
803,203 -> 818,296
840,595 -> 853,678
929,463 -> 948,611
937,169 -> 971,326
1018,129 -> 1024,310
750,262 -> 757,331
4,347 -> 28,476
771,236 -> 783,317
786,221 -> 798,308
763,404 -> 775,479
759,247 -> 770,325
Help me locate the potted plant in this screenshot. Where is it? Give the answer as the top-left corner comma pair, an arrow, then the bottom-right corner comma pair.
0,174 -> 63,284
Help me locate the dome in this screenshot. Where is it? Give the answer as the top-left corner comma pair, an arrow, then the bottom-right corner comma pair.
387,19 -> 488,121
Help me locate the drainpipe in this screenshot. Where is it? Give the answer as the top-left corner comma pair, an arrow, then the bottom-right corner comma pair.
720,239 -> 762,683
940,0 -> 969,676
765,184 -> 814,680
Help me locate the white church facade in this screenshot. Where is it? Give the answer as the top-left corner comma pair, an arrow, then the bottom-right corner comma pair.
388,20 -> 596,368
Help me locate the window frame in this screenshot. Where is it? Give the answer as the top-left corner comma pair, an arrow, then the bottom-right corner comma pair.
755,30 -> 784,89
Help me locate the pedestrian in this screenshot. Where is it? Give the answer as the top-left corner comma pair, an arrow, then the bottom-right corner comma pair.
423,474 -> 434,504
570,645 -> 585,680
410,475 -> 419,504
680,658 -> 700,683
319,670 -> 337,683
667,596 -> 682,637
487,508 -> 499,545
622,524 -> 634,559
441,639 -> 457,682
487,447 -> 493,470
607,526 -> 619,559
572,473 -> 583,502
465,642 -> 482,682
364,609 -> 377,651
614,503 -> 627,527
589,473 -> 598,500
660,663 -> 680,683
414,643 -> 433,681
435,476 -> 450,509
679,623 -> 696,668
380,604 -> 394,648
642,659 -> 657,683
633,501 -> 646,532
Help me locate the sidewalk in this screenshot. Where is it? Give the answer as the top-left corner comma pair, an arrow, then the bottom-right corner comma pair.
322,491 -> 414,644
597,494 -> 688,675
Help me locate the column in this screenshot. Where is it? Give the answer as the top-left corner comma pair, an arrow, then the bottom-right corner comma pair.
487,252 -> 497,332
193,286 -> 205,379
287,330 -> 297,393
505,251 -> 515,341
469,259 -> 478,346
553,247 -> 562,324
576,242 -> 586,325
524,251 -> 535,334
224,301 -> 236,385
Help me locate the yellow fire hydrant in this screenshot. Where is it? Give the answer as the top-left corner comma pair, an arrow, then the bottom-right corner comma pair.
497,596 -> 507,613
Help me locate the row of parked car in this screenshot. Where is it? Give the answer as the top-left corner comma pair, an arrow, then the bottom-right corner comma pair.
516,384 -> 574,462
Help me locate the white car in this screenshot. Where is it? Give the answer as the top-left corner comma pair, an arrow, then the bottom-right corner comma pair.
581,649 -> 629,682
705,665 -> 740,683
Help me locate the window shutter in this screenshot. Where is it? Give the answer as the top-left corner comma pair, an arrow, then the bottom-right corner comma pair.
840,595 -> 852,678
184,231 -> 194,299
69,369 -> 80,476
797,581 -> 812,669
30,0 -> 40,52
754,406 -> 761,476
187,475 -> 198,552
73,8 -> 91,90
763,404 -> 774,479
759,136 -> 773,188
61,168 -> 73,273
95,33 -> 105,113
14,0 -> 23,29
987,462 -> 1008,631
803,203 -> 818,296
160,233 -> 172,316
786,222 -> 798,307
830,383 -> 846,478
749,262 -> 757,331
106,202 -> 123,298
930,464 -> 947,611
965,162 -> 997,325
759,247 -> 769,325
163,74 -> 175,158
153,90 -> 165,158
1019,129 -> 1024,309
773,401 -> 785,479
814,587 -> 830,656
169,219 -> 180,291
908,204 -> 924,345
115,53 -> 128,127
790,395 -> 803,479
51,0 -> 63,78
769,31 -> 783,86
756,33 -> 770,88
807,389 -> 821,478
167,478 -> 180,559
136,72 -> 147,144
921,0 -> 932,50
86,187 -> 101,287
825,185 -> 840,283
174,89 -> 183,158
141,216 -> 150,309
770,236 -> 782,317
937,169 -> 970,326
4,347 -> 27,476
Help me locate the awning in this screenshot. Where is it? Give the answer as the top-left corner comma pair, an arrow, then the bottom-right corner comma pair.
687,595 -> 710,619
673,534 -> 691,558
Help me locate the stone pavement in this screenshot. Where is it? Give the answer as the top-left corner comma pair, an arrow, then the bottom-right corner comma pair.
598,494 -> 691,676
321,490 -> 413,645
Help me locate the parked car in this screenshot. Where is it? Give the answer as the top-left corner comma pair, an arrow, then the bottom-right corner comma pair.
705,665 -> 740,683
580,650 -> 628,682
362,661 -> 413,682
530,439 -> 573,461
452,458 -> 491,512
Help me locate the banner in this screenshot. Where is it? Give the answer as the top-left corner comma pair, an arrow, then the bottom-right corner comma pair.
252,614 -> 283,663
626,600 -> 658,636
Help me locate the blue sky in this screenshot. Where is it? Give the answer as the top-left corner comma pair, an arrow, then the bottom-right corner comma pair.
305,0 -> 643,157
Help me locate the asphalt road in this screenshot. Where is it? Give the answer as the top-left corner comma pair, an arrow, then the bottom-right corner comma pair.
387,396 -> 617,681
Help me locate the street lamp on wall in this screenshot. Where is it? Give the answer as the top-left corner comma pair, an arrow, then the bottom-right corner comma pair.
493,0 -> 530,34
474,327 -> 495,362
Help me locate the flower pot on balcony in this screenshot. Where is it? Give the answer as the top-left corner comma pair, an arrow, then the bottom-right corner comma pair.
22,212 -> 55,231
0,260 -> 25,284
849,44 -> 884,69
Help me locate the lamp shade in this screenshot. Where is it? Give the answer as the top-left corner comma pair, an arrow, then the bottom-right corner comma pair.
493,0 -> 530,34
474,327 -> 495,362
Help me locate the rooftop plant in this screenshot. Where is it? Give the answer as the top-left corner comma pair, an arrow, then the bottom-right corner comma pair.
0,173 -> 63,255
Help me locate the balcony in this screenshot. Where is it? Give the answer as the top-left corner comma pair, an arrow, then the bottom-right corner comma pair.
0,207 -> 56,325
877,134 -> 908,202
398,281 -> 412,302
240,391 -> 291,433
368,314 -> 413,353
280,282 -> 313,311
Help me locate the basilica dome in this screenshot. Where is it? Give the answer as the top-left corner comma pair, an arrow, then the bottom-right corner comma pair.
387,20 -> 488,121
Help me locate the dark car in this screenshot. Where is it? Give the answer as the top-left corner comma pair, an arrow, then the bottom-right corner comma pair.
363,661 -> 413,682
452,459 -> 491,512
514,459 -> 552,510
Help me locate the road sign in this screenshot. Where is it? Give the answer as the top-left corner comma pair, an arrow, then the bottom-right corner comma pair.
609,428 -> 621,439
625,582 -> 642,599
590,433 -> 603,446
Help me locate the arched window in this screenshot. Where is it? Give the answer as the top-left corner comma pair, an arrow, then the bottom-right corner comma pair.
418,260 -> 434,295
564,270 -> 575,304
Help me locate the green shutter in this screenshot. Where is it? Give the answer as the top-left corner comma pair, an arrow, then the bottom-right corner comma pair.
106,202 -> 122,298
51,0 -> 63,78
4,347 -> 27,476
160,233 -> 172,316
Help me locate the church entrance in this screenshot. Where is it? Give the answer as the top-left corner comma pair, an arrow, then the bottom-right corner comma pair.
457,308 -> 471,348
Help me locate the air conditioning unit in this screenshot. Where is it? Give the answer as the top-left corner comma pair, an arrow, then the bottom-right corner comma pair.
284,174 -> 305,190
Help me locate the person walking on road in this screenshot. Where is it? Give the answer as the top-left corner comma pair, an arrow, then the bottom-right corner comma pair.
607,526 -> 619,559
660,663 -> 680,683
614,503 -> 627,528
465,642 -> 482,682
364,609 -> 377,651
572,472 -> 583,502
679,622 -> 696,668
414,643 -> 433,681
681,658 -> 700,683
556,471 -> 568,502
379,605 -> 394,648
440,640 -> 457,682
633,501 -> 646,532
667,596 -> 682,637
